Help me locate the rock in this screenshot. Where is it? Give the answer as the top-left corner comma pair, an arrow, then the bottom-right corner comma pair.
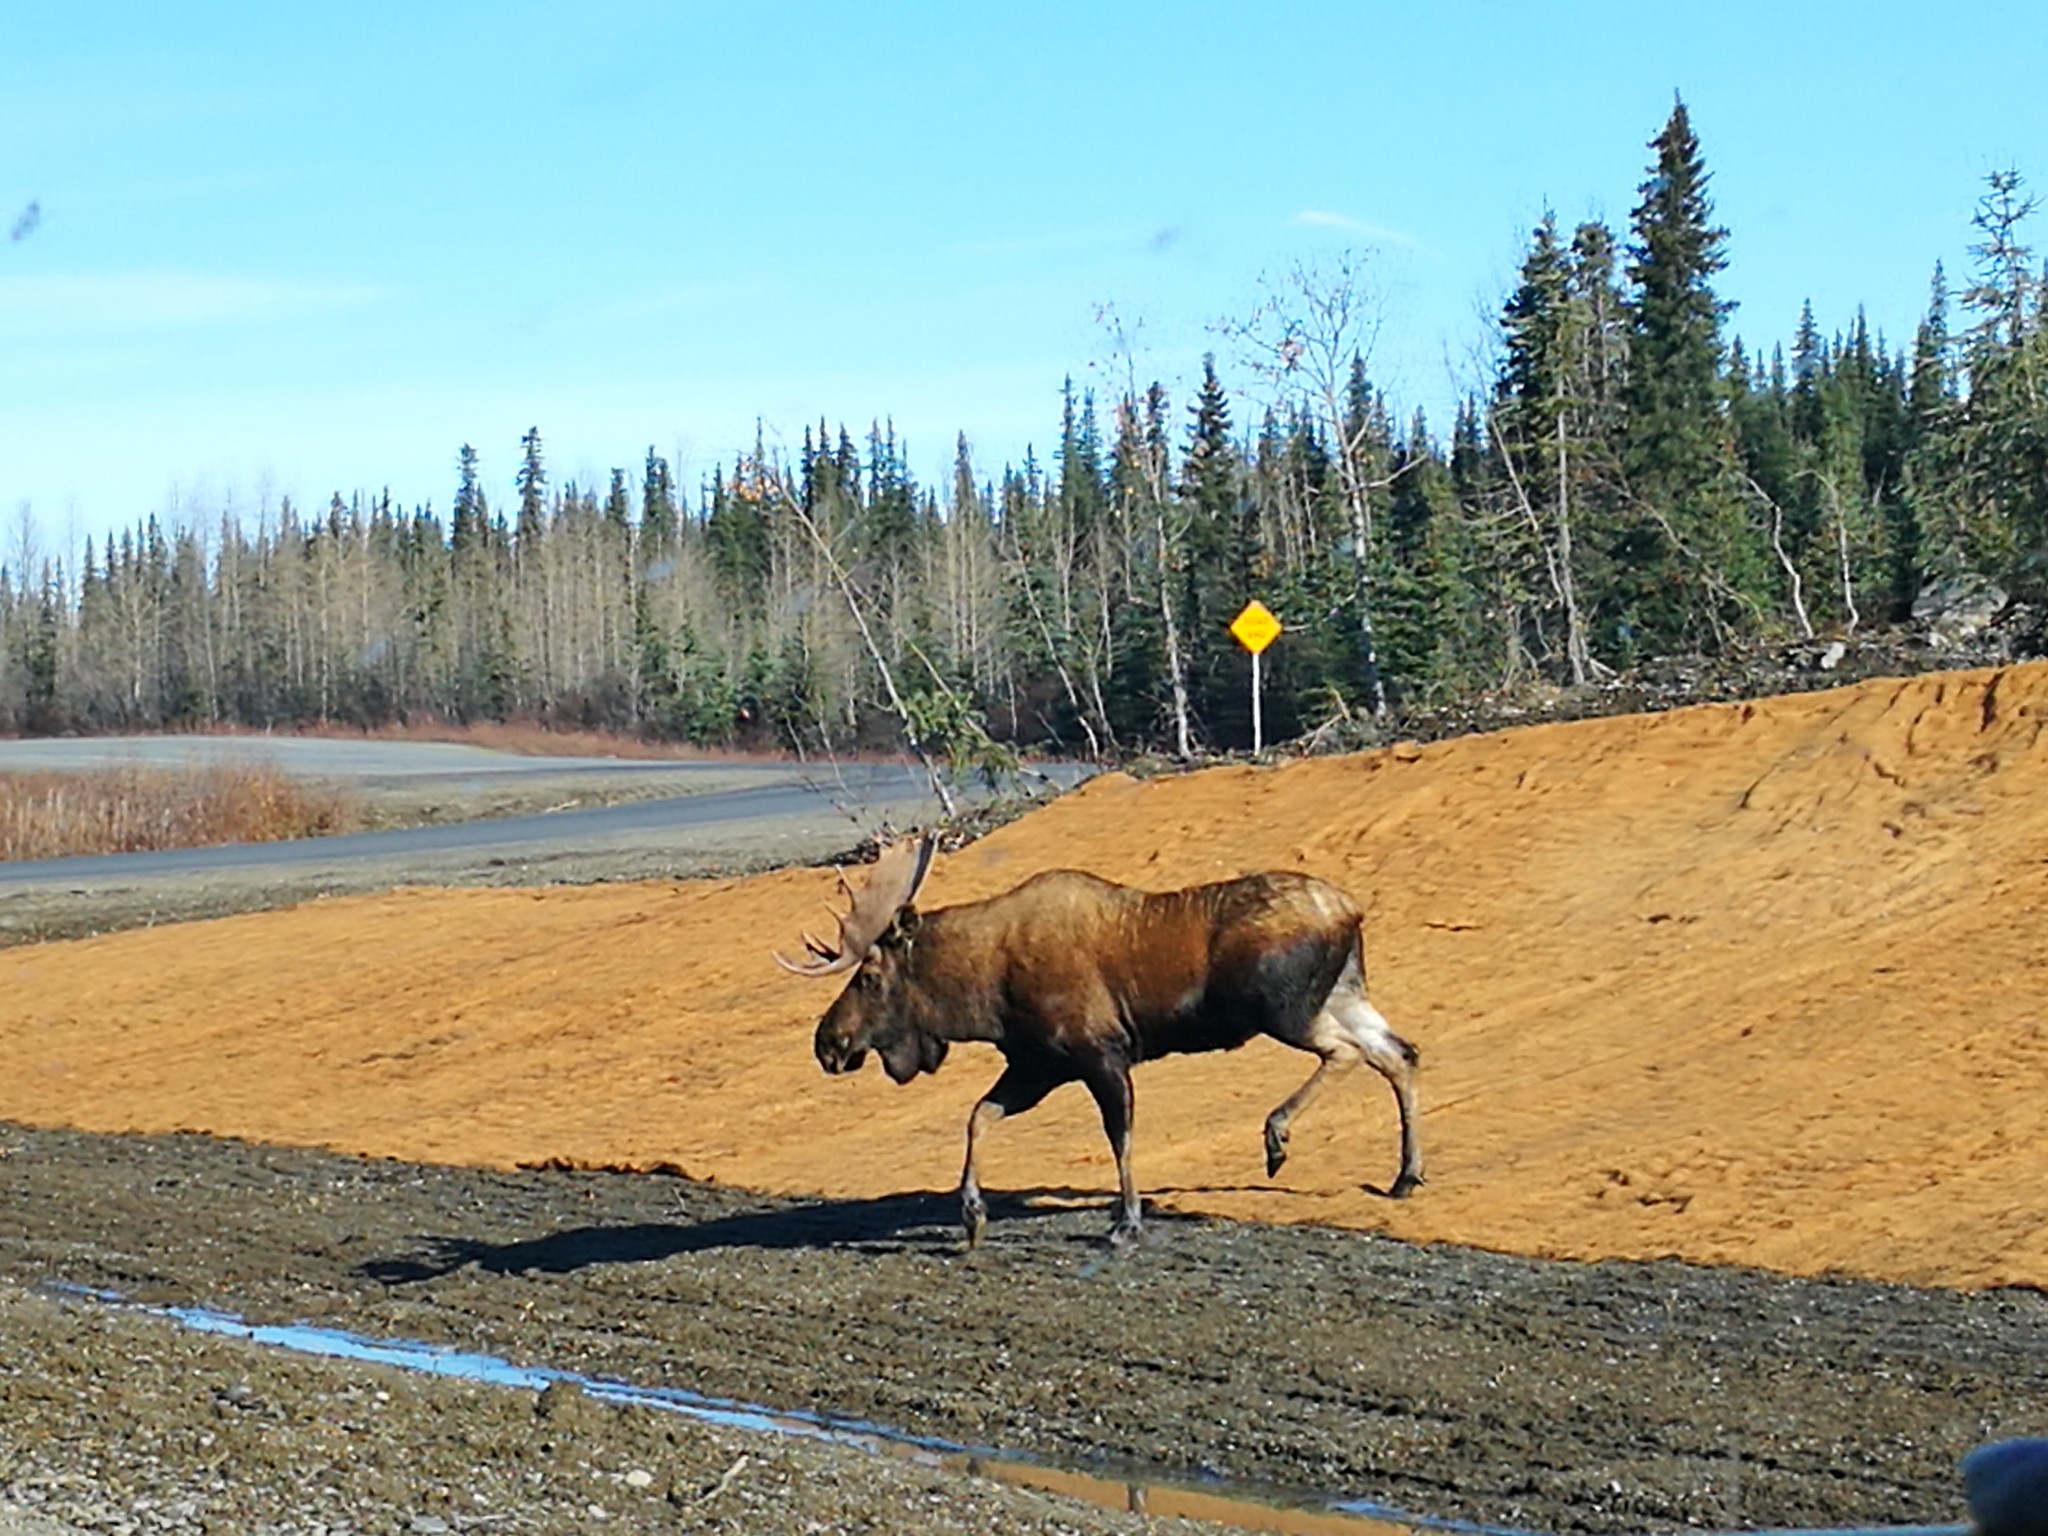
1914,575 -> 2009,641
533,1380 -> 600,1434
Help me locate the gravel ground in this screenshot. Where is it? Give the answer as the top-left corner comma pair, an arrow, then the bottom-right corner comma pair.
0,1280 -> 1227,1536
0,1124 -> 2023,1535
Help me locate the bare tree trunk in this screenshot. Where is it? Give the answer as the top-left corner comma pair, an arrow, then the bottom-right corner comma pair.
1148,495 -> 1195,760
1085,524 -> 1120,753
1748,474 -> 1815,640
781,489 -> 957,817
1339,465 -> 1390,716
1095,314 -> 1195,760
1488,412 -> 1603,684
1823,474 -> 1863,635
1555,421 -> 1592,686
1004,521 -> 1102,759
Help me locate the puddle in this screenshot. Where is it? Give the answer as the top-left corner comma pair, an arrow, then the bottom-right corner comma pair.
55,1285 -> 1511,1536
52,1288 -> 1969,1536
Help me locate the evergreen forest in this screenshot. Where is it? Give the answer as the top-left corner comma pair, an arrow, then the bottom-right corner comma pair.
4,104 -> 2044,767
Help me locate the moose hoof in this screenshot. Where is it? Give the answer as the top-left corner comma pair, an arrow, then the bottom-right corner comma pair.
1263,1123 -> 1290,1178
961,1192 -> 988,1250
1387,1172 -> 1424,1200
1106,1219 -> 1142,1250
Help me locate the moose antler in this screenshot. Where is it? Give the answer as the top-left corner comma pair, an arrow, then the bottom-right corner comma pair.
774,834 -> 936,977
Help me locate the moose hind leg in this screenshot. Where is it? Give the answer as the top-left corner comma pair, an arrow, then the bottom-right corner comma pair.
1329,990 -> 1424,1197
1263,1010 -> 1362,1177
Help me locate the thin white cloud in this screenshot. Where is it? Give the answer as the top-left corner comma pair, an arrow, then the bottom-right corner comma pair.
1294,209 -> 1417,248
0,271 -> 384,338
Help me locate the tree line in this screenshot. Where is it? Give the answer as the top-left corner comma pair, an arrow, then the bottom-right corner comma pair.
3,103 -> 2043,766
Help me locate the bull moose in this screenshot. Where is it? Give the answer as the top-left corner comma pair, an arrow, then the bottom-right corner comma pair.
777,836 -> 1423,1247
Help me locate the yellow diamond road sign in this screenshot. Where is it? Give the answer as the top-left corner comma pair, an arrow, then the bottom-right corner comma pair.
1230,600 -> 1282,656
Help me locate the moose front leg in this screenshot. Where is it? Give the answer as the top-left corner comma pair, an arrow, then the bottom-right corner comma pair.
1080,1060 -> 1141,1246
959,1062 -> 1060,1249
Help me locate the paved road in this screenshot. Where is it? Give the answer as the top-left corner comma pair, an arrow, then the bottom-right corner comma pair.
0,762 -> 955,889
0,738 -> 1085,902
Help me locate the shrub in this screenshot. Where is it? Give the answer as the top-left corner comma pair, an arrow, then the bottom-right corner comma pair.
0,763 -> 360,862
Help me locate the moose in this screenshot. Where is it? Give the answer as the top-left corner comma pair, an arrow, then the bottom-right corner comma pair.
776,836 -> 1424,1248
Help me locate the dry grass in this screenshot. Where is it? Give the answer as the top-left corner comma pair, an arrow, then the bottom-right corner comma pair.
0,764 -> 361,862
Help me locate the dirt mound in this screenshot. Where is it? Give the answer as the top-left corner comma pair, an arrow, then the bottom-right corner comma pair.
3,662 -> 2044,1290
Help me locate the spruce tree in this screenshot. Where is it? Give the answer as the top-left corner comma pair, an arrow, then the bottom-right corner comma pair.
22,571 -> 60,733
604,468 -> 633,534
1056,376 -> 1107,544
1789,300 -> 1825,444
1896,266 -> 1955,603
1619,97 -> 1764,651
640,447 -> 677,553
1495,215 -> 1578,675
1106,382 -> 1183,749
1179,355 -> 1242,739
704,463 -> 770,608
516,426 -> 547,551
1730,342 -> 1800,602
1500,216 -> 1572,416
862,420 -> 921,583
1932,170 -> 2048,592
1495,215 -> 1628,681
452,444 -> 488,554
1376,412 -> 1467,702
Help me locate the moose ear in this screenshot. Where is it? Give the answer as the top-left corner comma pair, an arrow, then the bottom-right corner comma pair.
883,906 -> 922,946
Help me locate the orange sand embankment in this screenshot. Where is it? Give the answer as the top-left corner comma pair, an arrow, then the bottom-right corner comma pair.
3,664 -> 2044,1290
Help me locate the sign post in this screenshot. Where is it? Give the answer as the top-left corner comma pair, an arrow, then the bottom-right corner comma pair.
1228,600 -> 1283,753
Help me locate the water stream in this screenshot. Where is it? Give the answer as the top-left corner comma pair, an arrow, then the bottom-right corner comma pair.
56,1285 -> 1511,1536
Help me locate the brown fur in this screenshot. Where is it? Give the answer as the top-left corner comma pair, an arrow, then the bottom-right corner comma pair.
807,868 -> 1424,1248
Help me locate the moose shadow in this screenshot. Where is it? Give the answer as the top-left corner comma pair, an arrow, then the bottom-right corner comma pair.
357,1187 -> 1087,1284
1148,1178 -> 1416,1200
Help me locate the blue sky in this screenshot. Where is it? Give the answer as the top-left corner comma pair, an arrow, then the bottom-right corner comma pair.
3,1 -> 2043,563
